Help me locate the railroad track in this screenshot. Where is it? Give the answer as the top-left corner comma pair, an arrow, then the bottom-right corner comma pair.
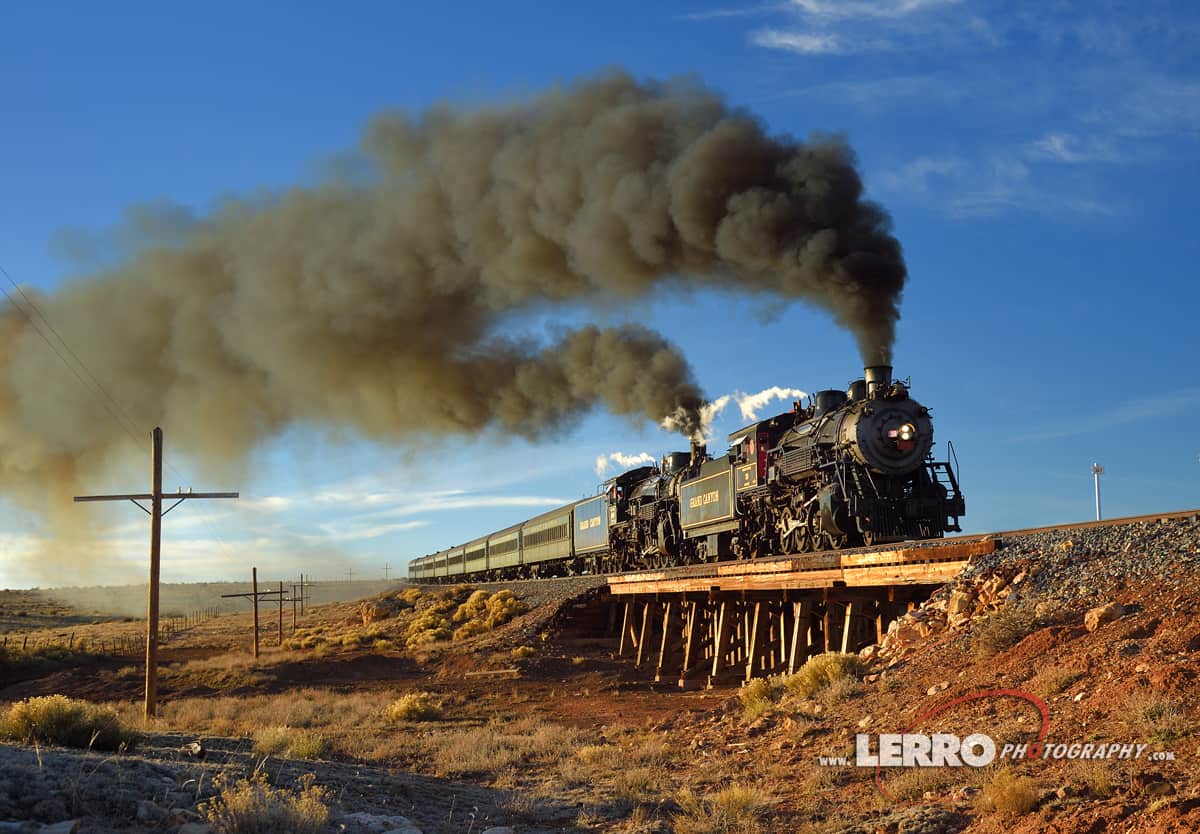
602,506 -> 1200,586
419,508 -> 1199,590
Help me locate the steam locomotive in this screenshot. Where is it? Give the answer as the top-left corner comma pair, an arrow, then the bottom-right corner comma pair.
408,365 -> 964,582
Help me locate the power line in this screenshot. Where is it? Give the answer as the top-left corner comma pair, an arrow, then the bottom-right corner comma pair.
0,264 -> 146,450
0,262 -> 243,568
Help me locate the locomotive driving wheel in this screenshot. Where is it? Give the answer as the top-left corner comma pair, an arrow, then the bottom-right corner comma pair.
780,506 -> 813,554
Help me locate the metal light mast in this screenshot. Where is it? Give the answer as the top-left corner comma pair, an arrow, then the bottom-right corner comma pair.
1091,462 -> 1104,521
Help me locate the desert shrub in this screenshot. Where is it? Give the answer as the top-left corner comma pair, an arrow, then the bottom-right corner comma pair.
0,694 -> 137,751
782,653 -> 862,699
739,677 -> 784,722
453,590 -> 492,623
201,771 -> 330,834
976,606 -> 1039,657
398,587 -> 424,605
449,589 -> 527,641
386,691 -> 443,722
510,645 -> 536,659
404,611 -> 453,648
976,769 -> 1039,817
674,784 -> 768,834
373,638 -> 397,651
451,619 -> 490,640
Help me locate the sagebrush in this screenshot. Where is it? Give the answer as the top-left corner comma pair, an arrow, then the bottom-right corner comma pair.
0,694 -> 137,751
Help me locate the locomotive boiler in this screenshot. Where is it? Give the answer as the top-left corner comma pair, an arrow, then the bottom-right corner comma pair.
409,365 -> 964,582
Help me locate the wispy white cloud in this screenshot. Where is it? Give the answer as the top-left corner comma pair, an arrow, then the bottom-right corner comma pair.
768,74 -> 965,111
240,496 -> 293,512
1027,132 -> 1119,164
310,519 -> 429,543
788,0 -> 959,20
881,151 -> 1118,218
680,3 -> 787,21
751,28 -> 845,54
1022,388 -> 1200,442
361,492 -> 568,521
880,154 -> 965,196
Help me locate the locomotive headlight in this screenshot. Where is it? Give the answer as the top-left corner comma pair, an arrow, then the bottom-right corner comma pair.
898,422 -> 916,441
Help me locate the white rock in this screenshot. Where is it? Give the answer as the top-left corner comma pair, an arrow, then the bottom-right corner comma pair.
39,823 -> 81,834
481,828 -> 516,834
343,812 -> 418,832
176,824 -> 213,834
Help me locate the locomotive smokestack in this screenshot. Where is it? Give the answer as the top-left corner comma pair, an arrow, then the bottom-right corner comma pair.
864,365 -> 893,397
690,440 -> 707,466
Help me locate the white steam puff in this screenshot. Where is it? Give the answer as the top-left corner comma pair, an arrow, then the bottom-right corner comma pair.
735,386 -> 808,421
595,451 -> 657,477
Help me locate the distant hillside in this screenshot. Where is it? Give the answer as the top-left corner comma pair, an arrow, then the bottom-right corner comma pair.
26,579 -> 403,620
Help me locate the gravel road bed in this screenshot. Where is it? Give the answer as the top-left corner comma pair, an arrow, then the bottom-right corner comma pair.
962,514 -> 1200,602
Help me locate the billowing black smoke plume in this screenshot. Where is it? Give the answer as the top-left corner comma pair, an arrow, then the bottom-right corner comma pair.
0,73 -> 904,547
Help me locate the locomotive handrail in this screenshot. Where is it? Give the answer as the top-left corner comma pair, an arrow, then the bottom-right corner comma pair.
948,440 -> 960,484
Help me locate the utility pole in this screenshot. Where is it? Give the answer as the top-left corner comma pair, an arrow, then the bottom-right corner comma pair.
346,567 -> 353,583
221,567 -> 287,658
1092,462 -> 1104,521
75,427 -> 238,720
383,562 -> 390,581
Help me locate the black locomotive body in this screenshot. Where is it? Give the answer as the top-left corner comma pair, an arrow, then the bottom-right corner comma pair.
409,365 -> 965,582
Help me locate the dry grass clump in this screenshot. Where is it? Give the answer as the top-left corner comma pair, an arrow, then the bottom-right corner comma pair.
0,694 -> 138,751
386,691 -> 443,722
739,677 -> 785,723
1074,759 -> 1117,798
782,653 -> 862,699
883,766 -> 959,802
252,726 -> 327,760
975,606 -> 1039,657
976,769 -> 1039,817
673,784 -> 768,834
510,645 -> 536,659
1033,669 -> 1086,698
1125,689 -> 1192,743
201,771 -> 330,834
429,717 -> 579,778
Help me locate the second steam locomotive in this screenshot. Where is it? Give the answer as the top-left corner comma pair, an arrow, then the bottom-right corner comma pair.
409,365 -> 964,582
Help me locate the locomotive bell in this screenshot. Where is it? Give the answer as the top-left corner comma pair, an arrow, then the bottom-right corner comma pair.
864,365 -> 893,398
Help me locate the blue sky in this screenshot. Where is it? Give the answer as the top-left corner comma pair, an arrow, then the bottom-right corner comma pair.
1,1 -> 1197,587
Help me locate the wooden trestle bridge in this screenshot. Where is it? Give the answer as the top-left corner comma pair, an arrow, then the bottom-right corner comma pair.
607,537 -> 995,688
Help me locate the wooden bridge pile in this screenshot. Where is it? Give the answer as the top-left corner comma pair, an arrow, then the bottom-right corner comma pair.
608,538 -> 994,687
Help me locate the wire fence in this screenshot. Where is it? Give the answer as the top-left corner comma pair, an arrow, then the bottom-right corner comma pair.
1,607 -> 221,658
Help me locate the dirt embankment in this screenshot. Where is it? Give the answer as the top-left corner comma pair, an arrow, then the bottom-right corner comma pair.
1,515 -> 1198,834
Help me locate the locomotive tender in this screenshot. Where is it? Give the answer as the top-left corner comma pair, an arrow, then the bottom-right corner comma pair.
408,365 -> 964,582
